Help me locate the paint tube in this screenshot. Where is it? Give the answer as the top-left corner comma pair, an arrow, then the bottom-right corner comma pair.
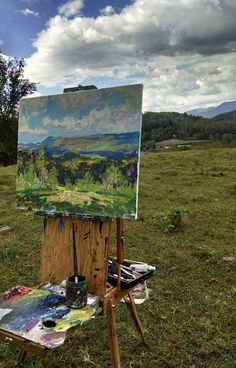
43,284 -> 66,296
130,264 -> 156,273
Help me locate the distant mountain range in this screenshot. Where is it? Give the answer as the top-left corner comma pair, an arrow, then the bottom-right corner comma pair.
213,109 -> 236,122
18,132 -> 140,160
186,100 -> 236,118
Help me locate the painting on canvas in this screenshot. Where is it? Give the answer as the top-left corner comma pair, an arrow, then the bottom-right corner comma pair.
16,84 -> 143,219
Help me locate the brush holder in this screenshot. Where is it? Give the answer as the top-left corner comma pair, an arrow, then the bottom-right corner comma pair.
66,275 -> 87,309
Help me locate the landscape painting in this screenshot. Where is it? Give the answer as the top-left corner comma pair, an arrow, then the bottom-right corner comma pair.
16,84 -> 143,219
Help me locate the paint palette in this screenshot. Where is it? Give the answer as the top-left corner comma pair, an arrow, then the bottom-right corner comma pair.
0,286 -> 97,348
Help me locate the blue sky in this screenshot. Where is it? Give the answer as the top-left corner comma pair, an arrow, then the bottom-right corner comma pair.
0,0 -> 132,57
1,0 -> 236,112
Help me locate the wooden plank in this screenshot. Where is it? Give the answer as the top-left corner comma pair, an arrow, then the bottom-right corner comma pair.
116,219 -> 124,290
107,299 -> 120,368
0,329 -> 48,357
116,219 -> 124,264
124,292 -> 147,345
15,350 -> 27,367
101,285 -> 136,311
39,217 -> 111,296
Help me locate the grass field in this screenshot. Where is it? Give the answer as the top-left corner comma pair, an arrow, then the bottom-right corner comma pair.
0,147 -> 236,367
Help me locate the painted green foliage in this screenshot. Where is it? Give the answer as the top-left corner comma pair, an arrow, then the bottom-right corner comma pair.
16,85 -> 143,219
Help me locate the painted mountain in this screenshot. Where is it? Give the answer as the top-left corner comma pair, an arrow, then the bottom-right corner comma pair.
16,84 -> 143,219
186,100 -> 236,118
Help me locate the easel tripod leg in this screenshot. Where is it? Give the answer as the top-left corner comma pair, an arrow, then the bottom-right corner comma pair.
107,299 -> 121,368
15,350 -> 27,367
125,292 -> 147,345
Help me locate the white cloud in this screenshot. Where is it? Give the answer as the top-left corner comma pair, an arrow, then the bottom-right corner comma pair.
19,8 -> 40,17
25,0 -> 236,111
100,5 -> 115,16
58,0 -> 84,17
41,105 -> 139,134
20,126 -> 48,136
74,106 -> 139,133
19,116 -> 48,135
42,116 -> 76,129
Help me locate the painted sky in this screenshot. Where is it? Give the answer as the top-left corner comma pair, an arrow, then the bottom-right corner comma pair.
18,84 -> 143,144
1,0 -> 236,112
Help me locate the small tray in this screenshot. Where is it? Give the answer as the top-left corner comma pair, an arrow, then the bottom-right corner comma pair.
107,258 -> 154,289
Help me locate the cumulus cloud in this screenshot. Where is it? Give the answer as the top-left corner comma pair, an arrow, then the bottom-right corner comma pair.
100,5 -> 115,16
42,116 -> 76,129
41,107 -> 138,134
25,0 -> 236,111
19,8 -> 40,17
58,0 -> 84,17
19,115 -> 48,135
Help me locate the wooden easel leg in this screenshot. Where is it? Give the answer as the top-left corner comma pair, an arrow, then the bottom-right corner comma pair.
107,299 -> 121,368
15,350 -> 27,367
125,292 -> 147,345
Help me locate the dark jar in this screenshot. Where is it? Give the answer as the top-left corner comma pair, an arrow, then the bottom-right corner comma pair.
66,275 -> 87,309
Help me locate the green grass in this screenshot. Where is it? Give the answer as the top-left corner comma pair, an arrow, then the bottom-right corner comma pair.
0,147 -> 236,367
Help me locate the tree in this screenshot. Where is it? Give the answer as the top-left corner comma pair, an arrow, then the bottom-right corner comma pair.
222,133 -> 233,143
0,53 -> 36,119
0,52 -> 36,165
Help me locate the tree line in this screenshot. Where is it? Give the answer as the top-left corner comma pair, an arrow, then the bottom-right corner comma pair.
142,111 -> 236,149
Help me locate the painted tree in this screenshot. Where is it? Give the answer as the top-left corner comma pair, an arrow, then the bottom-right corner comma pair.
48,165 -> 58,187
103,163 -> 123,191
35,150 -> 48,185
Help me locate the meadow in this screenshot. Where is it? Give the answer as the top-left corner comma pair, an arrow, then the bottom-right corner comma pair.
0,146 -> 236,367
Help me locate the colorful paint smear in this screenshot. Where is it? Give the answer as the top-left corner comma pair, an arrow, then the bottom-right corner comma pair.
16,84 -> 143,219
0,287 -> 97,348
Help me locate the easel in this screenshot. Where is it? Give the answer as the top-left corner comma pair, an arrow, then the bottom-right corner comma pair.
0,85 -> 147,367
39,216 -> 147,367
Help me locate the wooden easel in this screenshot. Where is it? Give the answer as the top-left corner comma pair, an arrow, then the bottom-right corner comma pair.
39,216 -> 146,367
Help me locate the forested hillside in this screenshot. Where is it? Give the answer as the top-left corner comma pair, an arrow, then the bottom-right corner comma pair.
213,109 -> 236,123
141,111 -> 236,148
1,110 -> 236,166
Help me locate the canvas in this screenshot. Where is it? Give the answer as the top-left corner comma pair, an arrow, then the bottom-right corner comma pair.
16,84 -> 143,219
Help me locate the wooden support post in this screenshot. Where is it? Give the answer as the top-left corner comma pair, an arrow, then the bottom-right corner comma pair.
116,219 -> 124,290
15,350 -> 27,367
107,299 -> 121,368
125,292 -> 147,345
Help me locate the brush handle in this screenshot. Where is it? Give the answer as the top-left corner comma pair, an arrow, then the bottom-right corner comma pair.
72,223 -> 79,280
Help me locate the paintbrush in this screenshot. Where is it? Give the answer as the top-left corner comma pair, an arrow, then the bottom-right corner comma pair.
72,223 -> 79,282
